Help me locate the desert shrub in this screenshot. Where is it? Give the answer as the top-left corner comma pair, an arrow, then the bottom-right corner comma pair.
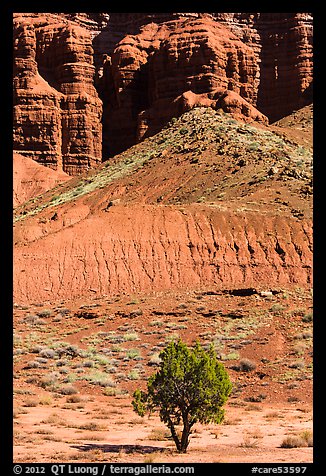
40,413 -> 64,425
166,322 -> 187,330
240,435 -> 259,448
128,309 -> 143,318
302,312 -> 313,323
288,361 -> 305,369
123,332 -> 139,342
22,398 -> 39,407
84,371 -> 116,387
94,355 -> 111,366
57,384 -> 78,395
125,348 -> 141,360
66,394 -> 83,403
148,353 -> 161,367
39,348 -> 57,359
239,359 -> 257,372
25,360 -> 41,369
77,422 -> 106,431
247,142 -> 260,151
39,372 -> 60,390
63,372 -> 78,383
270,304 -> 285,314
103,387 -> 127,396
292,342 -> 307,355
25,376 -> 39,385
296,331 -> 312,340
111,344 -> 123,353
39,396 -> 53,405
83,360 -> 95,368
287,396 -> 300,403
149,320 -> 165,328
128,369 -> 140,380
55,343 -> 81,358
245,394 -> 267,403
301,430 -> 313,447
56,359 -> 68,367
23,314 -> 39,325
148,428 -> 171,441
37,309 -> 53,318
35,357 -> 48,364
221,352 -> 240,361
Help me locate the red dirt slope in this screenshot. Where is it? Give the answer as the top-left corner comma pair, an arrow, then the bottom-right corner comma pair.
13,107 -> 312,304
13,153 -> 70,207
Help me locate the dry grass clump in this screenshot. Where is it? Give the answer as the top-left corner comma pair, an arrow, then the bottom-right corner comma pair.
148,352 -> 161,367
147,427 -> 171,441
280,430 -> 313,448
22,398 -> 39,407
143,452 -> 166,463
264,411 -> 284,420
66,394 -> 83,403
78,434 -> 106,441
240,435 -> 260,448
57,384 -> 79,395
231,358 -> 257,372
40,412 -> 66,425
102,386 -> 127,396
39,395 -> 53,405
302,312 -> 313,323
72,421 -> 107,431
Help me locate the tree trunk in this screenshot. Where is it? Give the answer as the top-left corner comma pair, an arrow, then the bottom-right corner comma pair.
180,420 -> 191,453
168,420 -> 181,452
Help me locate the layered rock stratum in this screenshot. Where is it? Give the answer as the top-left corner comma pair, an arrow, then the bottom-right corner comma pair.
13,12 -> 313,169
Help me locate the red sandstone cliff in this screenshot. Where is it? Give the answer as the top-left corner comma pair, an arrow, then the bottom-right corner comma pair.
13,14 -> 102,175
99,15 -> 268,155
100,13 -> 312,155
13,12 -> 313,172
214,13 -> 313,121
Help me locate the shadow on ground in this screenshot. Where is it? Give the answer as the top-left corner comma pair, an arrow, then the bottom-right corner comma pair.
71,444 -> 169,454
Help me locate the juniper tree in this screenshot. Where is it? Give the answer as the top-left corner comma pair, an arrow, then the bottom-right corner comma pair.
132,339 -> 232,453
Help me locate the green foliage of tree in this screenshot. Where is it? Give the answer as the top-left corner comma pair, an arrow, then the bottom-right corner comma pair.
132,339 -> 232,453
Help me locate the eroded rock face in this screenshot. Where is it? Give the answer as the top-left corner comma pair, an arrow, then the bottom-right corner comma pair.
13,12 -> 313,169
13,20 -> 64,170
13,205 -> 312,304
100,12 -> 313,155
213,13 -> 313,121
101,16 -> 268,155
13,15 -> 102,175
